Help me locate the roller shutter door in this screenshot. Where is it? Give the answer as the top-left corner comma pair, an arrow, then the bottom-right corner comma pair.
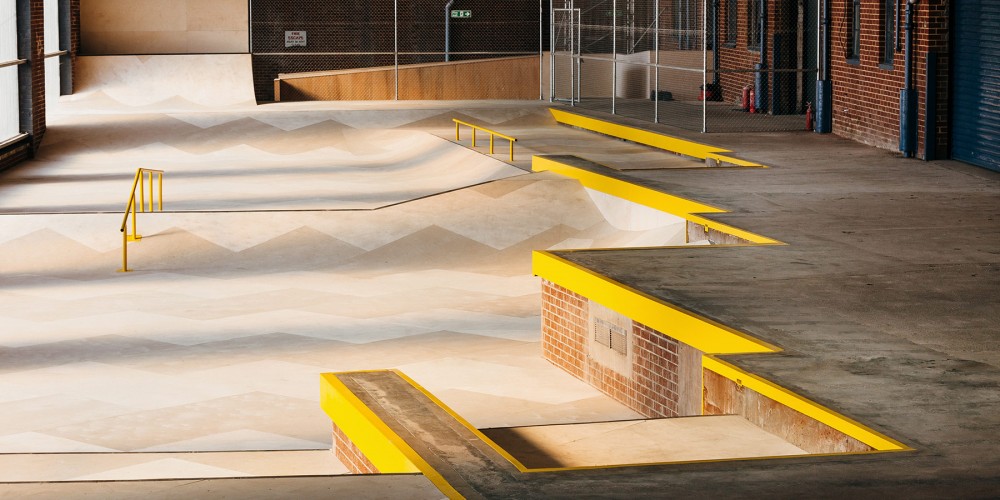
952,0 -> 1000,172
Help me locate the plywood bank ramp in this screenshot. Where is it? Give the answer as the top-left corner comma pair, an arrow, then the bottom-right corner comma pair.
275,56 -> 540,101
64,55 -> 256,112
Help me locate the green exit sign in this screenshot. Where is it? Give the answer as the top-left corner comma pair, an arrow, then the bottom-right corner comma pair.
450,10 -> 472,18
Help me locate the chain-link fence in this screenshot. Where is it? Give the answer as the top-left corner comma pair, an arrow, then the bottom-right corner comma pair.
251,0 -> 546,102
551,0 -> 817,132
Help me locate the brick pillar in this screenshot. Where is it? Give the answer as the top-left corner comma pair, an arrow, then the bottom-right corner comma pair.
17,0 -> 46,155
69,0 -> 79,92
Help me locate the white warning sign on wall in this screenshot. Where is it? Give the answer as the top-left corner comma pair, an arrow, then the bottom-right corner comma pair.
285,31 -> 307,47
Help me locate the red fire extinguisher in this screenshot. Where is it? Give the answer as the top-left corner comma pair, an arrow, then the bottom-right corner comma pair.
741,85 -> 751,111
749,87 -> 756,114
806,102 -> 814,131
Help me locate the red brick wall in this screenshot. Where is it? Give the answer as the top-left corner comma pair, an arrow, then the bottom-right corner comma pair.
541,280 -> 588,380
717,0 -> 781,106
717,0 -> 801,109
632,322 -> 682,417
29,0 -> 46,153
70,0 -> 80,93
829,0 -> 949,157
541,280 -> 700,419
332,423 -> 379,474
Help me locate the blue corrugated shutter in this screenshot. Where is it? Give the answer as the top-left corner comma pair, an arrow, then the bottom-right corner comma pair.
952,0 -> 1000,172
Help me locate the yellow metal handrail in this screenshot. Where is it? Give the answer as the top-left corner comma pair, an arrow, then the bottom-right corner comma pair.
453,119 -> 517,161
119,168 -> 164,272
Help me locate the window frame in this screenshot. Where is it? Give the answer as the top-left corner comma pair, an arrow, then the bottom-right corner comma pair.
724,0 -> 737,46
747,0 -> 761,52
1,1 -> 22,141
847,0 -> 861,63
880,0 -> 897,67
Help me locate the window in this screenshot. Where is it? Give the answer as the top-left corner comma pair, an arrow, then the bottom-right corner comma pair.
847,0 -> 861,61
44,0 -> 61,115
0,0 -> 19,142
725,0 -> 737,45
747,0 -> 761,51
882,0 -> 896,66
674,0 -> 699,50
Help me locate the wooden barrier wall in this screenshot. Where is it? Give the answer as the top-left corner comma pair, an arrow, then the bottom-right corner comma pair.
275,56 -> 541,101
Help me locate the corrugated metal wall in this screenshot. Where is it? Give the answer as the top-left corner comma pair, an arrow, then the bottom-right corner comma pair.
951,0 -> 1000,172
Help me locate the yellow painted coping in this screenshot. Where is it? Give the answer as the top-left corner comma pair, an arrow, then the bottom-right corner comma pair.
327,369 -> 810,474
383,370 -> 819,473
319,372 -> 464,499
323,368 -> 907,481
318,112 -> 907,482
532,155 -> 783,245
549,107 -> 767,168
534,251 -> 779,355
703,357 -> 911,451
531,252 -> 909,452
531,116 -> 908,452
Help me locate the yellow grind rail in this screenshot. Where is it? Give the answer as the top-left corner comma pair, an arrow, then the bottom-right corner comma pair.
453,118 -> 517,161
118,168 -> 164,273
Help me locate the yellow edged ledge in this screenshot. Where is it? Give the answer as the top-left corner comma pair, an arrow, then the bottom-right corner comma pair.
532,155 -> 783,245
702,357 -> 911,452
324,368 -> 909,481
533,251 -> 780,355
319,372 -> 465,499
390,370 -> 533,473
549,107 -> 767,168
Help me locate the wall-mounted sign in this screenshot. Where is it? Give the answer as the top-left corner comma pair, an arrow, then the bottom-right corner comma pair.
285,31 -> 307,47
450,10 -> 472,18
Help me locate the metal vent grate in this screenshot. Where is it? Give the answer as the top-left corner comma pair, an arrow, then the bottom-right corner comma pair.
588,301 -> 633,376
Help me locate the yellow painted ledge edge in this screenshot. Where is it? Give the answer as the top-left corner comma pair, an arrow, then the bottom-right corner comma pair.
532,155 -> 782,245
533,251 -> 780,355
320,371 -> 464,499
530,252 -> 909,452
384,370 -> 900,475
549,107 -> 766,168
390,370 -> 533,473
702,356 -> 911,452
385,370 -> 818,474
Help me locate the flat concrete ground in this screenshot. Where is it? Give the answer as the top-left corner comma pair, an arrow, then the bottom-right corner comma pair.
1,54 -> 998,497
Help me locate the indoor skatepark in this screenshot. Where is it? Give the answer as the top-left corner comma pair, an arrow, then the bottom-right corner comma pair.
0,55 -> 811,483
1,40 -> 998,500
4,0 -> 1000,497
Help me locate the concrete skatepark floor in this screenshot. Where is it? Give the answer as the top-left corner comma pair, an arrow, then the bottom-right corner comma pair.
0,55 -> 800,483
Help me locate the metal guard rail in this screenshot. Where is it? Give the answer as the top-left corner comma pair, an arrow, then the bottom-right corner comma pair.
453,119 -> 517,161
119,168 -> 164,272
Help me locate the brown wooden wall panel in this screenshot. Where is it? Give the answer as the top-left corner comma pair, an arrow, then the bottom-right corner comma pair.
276,56 -> 540,101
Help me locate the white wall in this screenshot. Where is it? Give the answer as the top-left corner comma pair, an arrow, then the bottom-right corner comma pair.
80,0 -> 248,55
556,50 -> 714,101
